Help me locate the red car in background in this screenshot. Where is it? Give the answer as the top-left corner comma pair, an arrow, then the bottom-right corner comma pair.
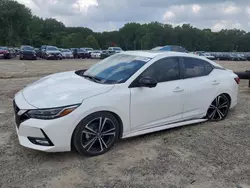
0,46 -> 12,59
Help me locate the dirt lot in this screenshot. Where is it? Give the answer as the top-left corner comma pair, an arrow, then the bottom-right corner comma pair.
1,59 -> 250,188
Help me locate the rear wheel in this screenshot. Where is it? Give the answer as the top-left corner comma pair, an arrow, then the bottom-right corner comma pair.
206,94 -> 230,121
73,112 -> 120,156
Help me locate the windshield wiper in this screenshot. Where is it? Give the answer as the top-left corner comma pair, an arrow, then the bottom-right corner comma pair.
82,75 -> 101,83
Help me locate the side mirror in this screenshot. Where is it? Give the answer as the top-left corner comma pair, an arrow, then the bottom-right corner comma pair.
139,77 -> 157,88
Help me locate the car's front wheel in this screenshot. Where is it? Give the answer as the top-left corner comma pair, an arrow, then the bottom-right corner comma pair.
206,94 -> 230,121
73,112 -> 120,156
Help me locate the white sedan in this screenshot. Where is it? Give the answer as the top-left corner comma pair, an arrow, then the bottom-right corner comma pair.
91,50 -> 102,59
13,51 -> 239,156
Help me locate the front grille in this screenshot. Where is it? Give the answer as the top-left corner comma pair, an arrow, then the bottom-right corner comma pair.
13,100 -> 30,128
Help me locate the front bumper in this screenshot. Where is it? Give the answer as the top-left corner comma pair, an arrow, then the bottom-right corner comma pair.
21,54 -> 36,59
13,92 -> 80,152
46,54 -> 62,59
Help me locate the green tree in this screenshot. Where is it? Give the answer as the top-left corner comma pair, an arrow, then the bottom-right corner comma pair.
84,35 -> 99,49
0,0 -> 32,46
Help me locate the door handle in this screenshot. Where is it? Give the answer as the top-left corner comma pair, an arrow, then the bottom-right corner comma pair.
173,87 -> 184,92
212,80 -> 220,85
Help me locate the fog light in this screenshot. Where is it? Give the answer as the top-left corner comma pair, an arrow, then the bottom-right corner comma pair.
35,139 -> 50,145
27,129 -> 54,146
28,137 -> 52,146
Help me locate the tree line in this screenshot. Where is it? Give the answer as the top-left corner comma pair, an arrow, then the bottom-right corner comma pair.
1,0 -> 250,52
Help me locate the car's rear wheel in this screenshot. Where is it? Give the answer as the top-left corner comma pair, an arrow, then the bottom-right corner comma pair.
73,112 -> 120,156
206,94 -> 230,121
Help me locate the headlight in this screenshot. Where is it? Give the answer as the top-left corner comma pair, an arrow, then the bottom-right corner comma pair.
26,104 -> 80,120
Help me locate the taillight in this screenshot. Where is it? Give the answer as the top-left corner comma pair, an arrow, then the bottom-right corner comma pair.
234,77 -> 240,84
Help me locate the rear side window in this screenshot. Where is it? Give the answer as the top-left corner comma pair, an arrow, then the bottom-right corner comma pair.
183,57 -> 213,78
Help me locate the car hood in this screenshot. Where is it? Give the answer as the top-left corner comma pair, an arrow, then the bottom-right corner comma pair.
22,50 -> 35,54
47,50 -> 61,53
22,71 -> 114,108
62,52 -> 72,55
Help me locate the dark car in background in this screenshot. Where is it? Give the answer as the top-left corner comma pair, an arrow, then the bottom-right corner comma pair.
20,45 -> 37,60
0,46 -> 12,59
73,48 -> 86,58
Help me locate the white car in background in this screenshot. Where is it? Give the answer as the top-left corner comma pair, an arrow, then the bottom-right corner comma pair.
200,52 -> 216,60
13,51 -> 239,156
61,49 -> 73,59
91,50 -> 102,59
108,47 -> 123,53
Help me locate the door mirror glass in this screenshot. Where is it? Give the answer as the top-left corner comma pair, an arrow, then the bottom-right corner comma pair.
139,77 -> 157,88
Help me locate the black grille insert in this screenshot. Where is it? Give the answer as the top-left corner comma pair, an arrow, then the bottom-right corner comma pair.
13,100 -> 30,128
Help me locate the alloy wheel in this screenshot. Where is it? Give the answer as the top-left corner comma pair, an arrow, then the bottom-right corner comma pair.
81,117 -> 116,154
207,95 -> 229,121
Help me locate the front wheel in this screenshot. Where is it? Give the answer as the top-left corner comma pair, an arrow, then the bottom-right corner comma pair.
206,94 -> 230,121
73,112 -> 120,156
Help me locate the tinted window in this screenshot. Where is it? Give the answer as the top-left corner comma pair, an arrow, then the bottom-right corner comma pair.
205,62 -> 213,75
183,57 -> 212,78
140,57 -> 180,83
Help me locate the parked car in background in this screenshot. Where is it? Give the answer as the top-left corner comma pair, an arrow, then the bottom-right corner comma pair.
61,49 -> 73,59
81,48 -> 94,58
20,45 -> 37,60
108,47 -> 123,53
199,52 -> 215,60
14,48 -> 20,55
0,46 -> 12,59
229,54 -> 241,61
152,45 -> 188,53
73,48 -> 86,59
40,45 -> 48,58
45,46 -> 62,60
236,54 -> 247,61
100,50 -> 116,59
34,48 -> 40,57
91,50 -> 102,59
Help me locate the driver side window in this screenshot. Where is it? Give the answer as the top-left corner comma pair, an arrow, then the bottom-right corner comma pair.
140,57 -> 180,83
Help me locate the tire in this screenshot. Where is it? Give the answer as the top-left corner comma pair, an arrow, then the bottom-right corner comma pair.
206,94 -> 230,121
73,112 -> 120,157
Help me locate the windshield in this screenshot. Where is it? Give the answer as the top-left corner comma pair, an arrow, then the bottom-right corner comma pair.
83,54 -> 151,84
151,46 -> 162,50
204,53 -> 211,56
0,47 -> 8,50
62,49 -> 70,52
22,46 -> 34,51
85,48 -> 93,51
47,46 -> 58,51
113,47 -> 122,51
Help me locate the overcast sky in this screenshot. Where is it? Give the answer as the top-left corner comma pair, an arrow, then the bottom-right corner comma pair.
17,0 -> 250,32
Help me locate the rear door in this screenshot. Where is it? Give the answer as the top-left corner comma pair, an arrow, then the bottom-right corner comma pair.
180,57 -> 218,119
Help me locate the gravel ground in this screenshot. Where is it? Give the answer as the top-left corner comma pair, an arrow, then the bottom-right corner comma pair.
0,59 -> 250,188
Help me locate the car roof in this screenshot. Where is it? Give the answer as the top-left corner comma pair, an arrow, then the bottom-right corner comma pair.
122,50 -> 195,58
122,50 -> 223,67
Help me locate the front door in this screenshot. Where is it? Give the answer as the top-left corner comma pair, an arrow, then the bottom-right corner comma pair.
130,57 -> 184,131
